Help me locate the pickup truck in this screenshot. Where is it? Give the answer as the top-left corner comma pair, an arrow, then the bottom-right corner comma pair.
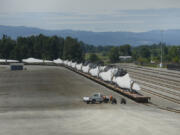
83,93 -> 104,104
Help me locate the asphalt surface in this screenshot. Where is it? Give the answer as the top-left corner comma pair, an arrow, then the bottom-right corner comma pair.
0,65 -> 135,111
0,65 -> 180,135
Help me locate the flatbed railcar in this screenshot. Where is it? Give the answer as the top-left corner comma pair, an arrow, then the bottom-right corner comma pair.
64,65 -> 150,103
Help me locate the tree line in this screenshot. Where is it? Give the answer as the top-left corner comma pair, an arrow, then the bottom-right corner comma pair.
0,34 -> 85,62
0,34 -> 180,64
108,44 -> 180,64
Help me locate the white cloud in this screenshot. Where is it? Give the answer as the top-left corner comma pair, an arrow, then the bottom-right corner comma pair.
0,0 -> 180,13
0,0 -> 180,32
48,20 -> 144,25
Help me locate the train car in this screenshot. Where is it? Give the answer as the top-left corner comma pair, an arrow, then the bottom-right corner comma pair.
56,59 -> 150,103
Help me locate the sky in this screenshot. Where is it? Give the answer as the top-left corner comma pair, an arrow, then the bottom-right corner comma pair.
0,0 -> 180,32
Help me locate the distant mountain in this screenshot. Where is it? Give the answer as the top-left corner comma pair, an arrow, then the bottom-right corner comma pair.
0,25 -> 180,46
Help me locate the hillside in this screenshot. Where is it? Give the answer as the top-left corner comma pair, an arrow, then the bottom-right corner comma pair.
0,25 -> 180,46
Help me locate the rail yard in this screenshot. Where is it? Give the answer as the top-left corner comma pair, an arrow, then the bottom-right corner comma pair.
117,63 -> 180,112
1,1 -> 180,135
0,64 -> 180,135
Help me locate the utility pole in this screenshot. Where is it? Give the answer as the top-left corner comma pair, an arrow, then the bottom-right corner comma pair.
160,30 -> 164,68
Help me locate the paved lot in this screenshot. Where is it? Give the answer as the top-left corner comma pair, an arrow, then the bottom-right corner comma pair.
0,65 -> 180,135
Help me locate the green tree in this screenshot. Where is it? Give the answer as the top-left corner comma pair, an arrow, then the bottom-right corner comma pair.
63,37 -> 84,62
139,46 -> 151,59
0,35 -> 15,60
119,44 -> 132,56
88,53 -> 100,63
168,46 -> 180,63
137,57 -> 149,65
108,47 -> 119,63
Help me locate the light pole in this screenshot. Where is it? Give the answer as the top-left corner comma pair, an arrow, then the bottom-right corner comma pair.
160,30 -> 164,68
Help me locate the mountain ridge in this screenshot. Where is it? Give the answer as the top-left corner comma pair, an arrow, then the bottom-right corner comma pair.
0,25 -> 180,46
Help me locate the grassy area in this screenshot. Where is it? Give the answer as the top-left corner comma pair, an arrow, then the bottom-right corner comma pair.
85,53 -> 167,68
134,62 -> 167,68
85,53 -> 110,64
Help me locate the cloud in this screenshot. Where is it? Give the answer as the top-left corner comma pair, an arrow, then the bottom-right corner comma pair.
1,0 -> 180,13
0,8 -> 180,32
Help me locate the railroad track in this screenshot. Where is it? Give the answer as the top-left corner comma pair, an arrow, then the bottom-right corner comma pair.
130,73 -> 180,92
126,68 -> 180,85
126,66 -> 180,81
136,80 -> 180,98
120,64 -> 180,78
141,88 -> 180,104
120,65 -> 180,80
139,67 -> 180,77
63,65 -> 180,113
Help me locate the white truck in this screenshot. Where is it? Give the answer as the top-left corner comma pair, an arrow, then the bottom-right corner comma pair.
83,93 -> 104,104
